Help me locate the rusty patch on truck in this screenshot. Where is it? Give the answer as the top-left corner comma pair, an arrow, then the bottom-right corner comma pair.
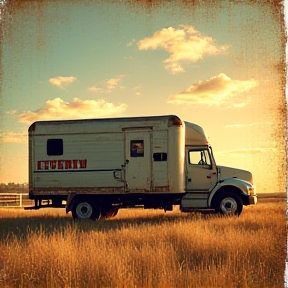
31,186 -> 171,195
32,187 -> 125,195
153,186 -> 170,193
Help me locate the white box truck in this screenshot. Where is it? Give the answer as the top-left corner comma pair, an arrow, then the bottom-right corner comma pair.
27,115 -> 257,219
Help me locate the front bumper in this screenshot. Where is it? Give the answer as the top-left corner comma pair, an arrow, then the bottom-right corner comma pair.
243,195 -> 257,205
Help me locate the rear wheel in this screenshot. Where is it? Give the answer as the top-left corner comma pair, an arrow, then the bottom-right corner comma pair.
72,198 -> 101,220
214,192 -> 243,216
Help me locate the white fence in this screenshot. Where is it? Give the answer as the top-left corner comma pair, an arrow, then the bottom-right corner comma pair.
0,193 -> 28,208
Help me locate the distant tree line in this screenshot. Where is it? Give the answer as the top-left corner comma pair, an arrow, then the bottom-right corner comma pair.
0,183 -> 29,193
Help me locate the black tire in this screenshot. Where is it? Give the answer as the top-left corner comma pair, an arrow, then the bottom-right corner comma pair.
213,192 -> 243,216
72,198 -> 101,220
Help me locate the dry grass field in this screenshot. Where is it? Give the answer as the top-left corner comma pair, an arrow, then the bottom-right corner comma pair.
0,194 -> 286,288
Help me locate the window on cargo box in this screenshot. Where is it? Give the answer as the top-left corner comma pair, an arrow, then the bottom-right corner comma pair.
130,140 -> 144,157
188,149 -> 211,168
47,139 -> 63,156
153,152 -> 167,161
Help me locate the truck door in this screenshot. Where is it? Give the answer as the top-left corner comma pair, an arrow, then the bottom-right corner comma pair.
124,130 -> 151,192
185,147 -> 217,191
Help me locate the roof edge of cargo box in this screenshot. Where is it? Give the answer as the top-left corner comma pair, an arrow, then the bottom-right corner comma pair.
28,115 -> 183,133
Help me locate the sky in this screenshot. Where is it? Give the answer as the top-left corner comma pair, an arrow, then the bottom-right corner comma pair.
0,0 -> 286,193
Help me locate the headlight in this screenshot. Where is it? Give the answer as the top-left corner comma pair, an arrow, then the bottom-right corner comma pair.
248,186 -> 255,195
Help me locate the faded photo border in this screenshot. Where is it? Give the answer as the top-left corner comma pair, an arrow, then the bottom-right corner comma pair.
0,0 -> 287,287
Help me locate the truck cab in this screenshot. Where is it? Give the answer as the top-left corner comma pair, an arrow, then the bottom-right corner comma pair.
181,121 -> 256,215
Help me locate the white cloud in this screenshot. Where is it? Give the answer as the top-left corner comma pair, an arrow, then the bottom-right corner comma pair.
88,86 -> 103,92
224,122 -> 272,128
0,132 -> 27,143
88,76 -> 124,93
18,98 -> 128,123
131,86 -> 141,91
49,76 -> 77,89
165,63 -> 185,74
217,147 -> 277,157
168,73 -> 258,107
106,76 -> 123,91
5,110 -> 16,115
127,39 -> 136,46
137,25 -> 229,73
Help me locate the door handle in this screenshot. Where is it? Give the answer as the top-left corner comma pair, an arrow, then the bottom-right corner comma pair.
121,159 -> 129,168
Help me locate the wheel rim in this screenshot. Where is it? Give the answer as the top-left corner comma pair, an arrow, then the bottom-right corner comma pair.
220,197 -> 237,214
75,202 -> 93,219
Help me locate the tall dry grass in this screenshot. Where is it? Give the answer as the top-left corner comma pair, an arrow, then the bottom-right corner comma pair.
0,199 -> 286,288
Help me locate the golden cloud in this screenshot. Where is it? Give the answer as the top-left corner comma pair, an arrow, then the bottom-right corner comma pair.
88,86 -> 103,92
5,110 -> 17,115
106,76 -> 123,91
224,122 -> 272,128
49,76 -> 77,88
88,76 -> 124,93
18,98 -> 128,124
217,147 -> 277,157
168,73 -> 258,107
0,132 -> 27,143
138,25 -> 229,73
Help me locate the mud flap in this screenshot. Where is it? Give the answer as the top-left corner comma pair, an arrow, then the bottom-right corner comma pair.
66,193 -> 77,214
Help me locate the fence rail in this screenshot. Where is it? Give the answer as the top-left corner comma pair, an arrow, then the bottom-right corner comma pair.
0,193 -> 29,208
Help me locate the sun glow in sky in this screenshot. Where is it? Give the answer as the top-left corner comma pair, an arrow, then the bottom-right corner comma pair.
0,0 -> 286,193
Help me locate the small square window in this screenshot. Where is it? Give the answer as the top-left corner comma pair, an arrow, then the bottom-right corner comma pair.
47,139 -> 63,156
130,140 -> 144,157
153,152 -> 167,161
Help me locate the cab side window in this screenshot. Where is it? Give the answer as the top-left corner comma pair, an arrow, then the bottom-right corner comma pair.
188,149 -> 212,168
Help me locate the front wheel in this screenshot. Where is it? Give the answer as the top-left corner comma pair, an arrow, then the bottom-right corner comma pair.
72,198 -> 101,220
213,193 -> 243,216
